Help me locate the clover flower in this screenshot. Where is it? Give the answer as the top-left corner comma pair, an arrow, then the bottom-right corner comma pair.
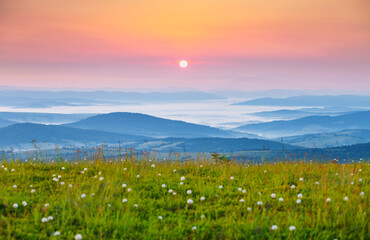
187,190 -> 192,195
271,193 -> 276,198
271,225 -> 278,230
13,203 -> 18,208
22,201 -> 27,206
187,199 -> 194,204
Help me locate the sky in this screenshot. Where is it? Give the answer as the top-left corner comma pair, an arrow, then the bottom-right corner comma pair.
0,0 -> 369,91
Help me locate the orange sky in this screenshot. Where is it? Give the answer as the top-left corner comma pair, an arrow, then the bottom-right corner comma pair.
0,0 -> 369,90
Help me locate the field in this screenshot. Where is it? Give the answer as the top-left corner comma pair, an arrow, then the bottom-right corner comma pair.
0,154 -> 368,239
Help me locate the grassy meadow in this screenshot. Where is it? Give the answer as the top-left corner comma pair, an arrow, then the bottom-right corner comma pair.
0,154 -> 368,239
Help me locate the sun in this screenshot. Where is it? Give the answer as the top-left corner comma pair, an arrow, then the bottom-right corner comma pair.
179,60 -> 188,68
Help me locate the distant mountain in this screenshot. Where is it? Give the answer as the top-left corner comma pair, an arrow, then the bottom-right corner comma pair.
250,107 -> 362,120
234,95 -> 370,107
279,129 -> 370,148
235,111 -> 370,137
153,137 -> 300,152
0,123 -> 149,149
0,112 -> 95,124
0,118 -> 15,128
213,89 -> 308,98
65,112 -> 245,138
0,90 -> 224,108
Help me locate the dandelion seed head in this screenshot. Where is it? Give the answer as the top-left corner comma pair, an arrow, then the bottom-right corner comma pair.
75,234 -> 83,240
289,226 -> 296,231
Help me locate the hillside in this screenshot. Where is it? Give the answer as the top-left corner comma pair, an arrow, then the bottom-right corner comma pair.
234,95 -> 370,107
279,129 -> 370,148
0,123 -> 149,148
65,112 -> 243,138
155,137 -> 300,152
235,111 -> 370,137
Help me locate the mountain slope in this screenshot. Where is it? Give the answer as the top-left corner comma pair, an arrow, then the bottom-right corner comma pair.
0,118 -> 15,128
0,123 -> 149,148
235,111 -> 370,137
234,95 -> 370,107
279,129 -> 370,148
64,112 -> 241,138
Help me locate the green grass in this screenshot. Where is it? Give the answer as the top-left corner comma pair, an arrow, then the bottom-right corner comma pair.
0,155 -> 368,239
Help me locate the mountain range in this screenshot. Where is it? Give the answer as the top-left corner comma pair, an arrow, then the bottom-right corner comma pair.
250,107 -> 364,120
235,111 -> 370,137
279,129 -> 370,148
0,122 -> 299,152
64,112 -> 248,138
0,123 -> 149,149
0,90 -> 224,108
235,95 -> 370,107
